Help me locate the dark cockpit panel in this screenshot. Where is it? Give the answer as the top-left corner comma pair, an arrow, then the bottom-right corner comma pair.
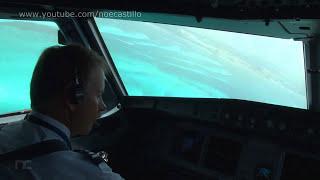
109,96 -> 320,180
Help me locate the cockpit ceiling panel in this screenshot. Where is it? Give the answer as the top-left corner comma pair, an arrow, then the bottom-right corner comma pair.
0,0 -> 320,19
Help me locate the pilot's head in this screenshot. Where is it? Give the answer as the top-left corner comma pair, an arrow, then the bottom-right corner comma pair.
30,44 -> 107,136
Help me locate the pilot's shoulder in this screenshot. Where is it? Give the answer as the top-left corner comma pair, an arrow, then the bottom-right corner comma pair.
0,120 -> 36,154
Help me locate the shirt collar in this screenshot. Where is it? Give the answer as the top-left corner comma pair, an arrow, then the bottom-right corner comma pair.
30,111 -> 71,138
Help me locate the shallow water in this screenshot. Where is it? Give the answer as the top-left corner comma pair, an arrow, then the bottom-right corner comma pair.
0,19 -> 307,115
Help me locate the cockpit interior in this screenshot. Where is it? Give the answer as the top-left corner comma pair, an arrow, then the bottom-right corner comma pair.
1,0 -> 320,179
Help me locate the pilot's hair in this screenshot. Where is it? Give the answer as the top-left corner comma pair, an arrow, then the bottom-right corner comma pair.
30,44 -> 107,110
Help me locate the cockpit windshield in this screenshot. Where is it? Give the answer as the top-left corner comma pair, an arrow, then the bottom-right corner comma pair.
95,18 -> 306,109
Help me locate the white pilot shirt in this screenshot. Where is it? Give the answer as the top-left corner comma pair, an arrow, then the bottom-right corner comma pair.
0,111 -> 124,180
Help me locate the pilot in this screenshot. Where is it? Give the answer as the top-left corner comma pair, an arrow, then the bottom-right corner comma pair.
0,44 -> 124,180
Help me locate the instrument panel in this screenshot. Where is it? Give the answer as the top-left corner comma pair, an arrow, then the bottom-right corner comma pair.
281,153 -> 320,180
123,97 -> 320,180
166,122 -> 320,180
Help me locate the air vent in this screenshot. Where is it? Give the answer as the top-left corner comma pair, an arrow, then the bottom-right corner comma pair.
299,26 -> 311,30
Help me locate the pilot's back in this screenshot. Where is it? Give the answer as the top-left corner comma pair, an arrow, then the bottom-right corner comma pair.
0,113 -> 123,180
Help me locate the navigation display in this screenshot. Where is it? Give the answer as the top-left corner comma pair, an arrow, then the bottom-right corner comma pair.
171,130 -> 204,164
204,136 -> 242,175
281,153 -> 320,180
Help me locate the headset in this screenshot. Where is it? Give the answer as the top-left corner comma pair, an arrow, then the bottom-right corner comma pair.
69,67 -> 85,104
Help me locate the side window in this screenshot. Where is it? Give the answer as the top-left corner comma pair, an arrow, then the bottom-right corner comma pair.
0,19 -> 59,115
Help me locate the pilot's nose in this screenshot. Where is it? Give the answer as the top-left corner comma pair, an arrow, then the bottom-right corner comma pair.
99,98 -> 107,112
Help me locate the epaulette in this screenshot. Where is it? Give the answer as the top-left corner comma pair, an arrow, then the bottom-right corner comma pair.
74,149 -> 110,173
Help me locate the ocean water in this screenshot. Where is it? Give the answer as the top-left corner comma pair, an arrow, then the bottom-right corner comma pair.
0,20 -> 59,115
96,18 -> 306,109
0,18 -> 307,115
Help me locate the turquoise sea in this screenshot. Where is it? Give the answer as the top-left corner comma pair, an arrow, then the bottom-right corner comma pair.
0,19 -> 307,115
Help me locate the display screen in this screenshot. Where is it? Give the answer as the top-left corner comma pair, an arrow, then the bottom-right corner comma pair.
171,130 -> 204,164
204,136 -> 242,175
281,153 -> 320,180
